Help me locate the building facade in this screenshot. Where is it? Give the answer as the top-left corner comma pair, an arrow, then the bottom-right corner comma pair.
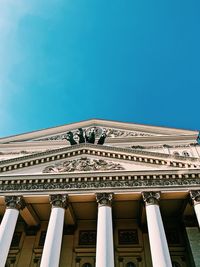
0,119 -> 200,267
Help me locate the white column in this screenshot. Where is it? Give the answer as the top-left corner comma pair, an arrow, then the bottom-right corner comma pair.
96,193 -> 114,267
40,194 -> 68,267
142,192 -> 172,267
0,196 -> 25,267
190,190 -> 200,227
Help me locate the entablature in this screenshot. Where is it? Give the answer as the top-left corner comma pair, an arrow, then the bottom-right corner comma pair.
0,168 -> 200,194
0,144 -> 199,175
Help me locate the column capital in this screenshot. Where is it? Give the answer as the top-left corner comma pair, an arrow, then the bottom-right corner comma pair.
49,194 -> 69,208
4,196 -> 25,210
96,193 -> 113,207
142,192 -> 160,206
190,190 -> 200,205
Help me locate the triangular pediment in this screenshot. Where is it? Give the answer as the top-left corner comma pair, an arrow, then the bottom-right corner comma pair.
0,119 -> 198,144
0,144 -> 198,176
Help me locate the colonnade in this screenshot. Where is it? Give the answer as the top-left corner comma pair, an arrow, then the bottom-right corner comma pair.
0,190 -> 200,267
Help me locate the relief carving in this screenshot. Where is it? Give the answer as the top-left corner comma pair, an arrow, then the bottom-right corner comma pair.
43,157 -> 125,173
105,128 -> 152,138
36,127 -> 153,141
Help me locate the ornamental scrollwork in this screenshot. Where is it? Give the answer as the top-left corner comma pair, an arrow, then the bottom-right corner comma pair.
142,192 -> 160,206
104,128 -> 153,138
43,157 -> 125,173
96,193 -> 113,207
49,194 -> 68,208
5,196 -> 25,210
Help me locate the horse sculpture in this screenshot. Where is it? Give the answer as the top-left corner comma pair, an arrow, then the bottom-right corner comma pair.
77,128 -> 85,143
65,131 -> 77,145
97,131 -> 107,145
65,127 -> 107,145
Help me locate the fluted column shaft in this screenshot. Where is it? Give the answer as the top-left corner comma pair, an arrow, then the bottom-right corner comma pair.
0,196 -> 25,267
96,193 -> 114,267
40,195 -> 68,267
190,190 -> 200,227
142,192 -> 172,267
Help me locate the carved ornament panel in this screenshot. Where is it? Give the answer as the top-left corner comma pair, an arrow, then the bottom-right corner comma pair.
43,157 -> 125,173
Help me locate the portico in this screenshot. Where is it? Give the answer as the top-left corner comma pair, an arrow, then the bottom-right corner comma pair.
0,189 -> 199,267
0,119 -> 199,267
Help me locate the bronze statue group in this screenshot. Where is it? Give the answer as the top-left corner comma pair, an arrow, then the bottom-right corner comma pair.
64,128 -> 107,146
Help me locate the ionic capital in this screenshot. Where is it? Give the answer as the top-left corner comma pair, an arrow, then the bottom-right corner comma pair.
49,194 -> 69,208
96,193 -> 113,207
5,196 -> 25,210
142,192 -> 160,206
190,190 -> 200,205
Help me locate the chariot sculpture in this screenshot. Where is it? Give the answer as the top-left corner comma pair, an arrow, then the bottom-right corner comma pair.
64,127 -> 107,146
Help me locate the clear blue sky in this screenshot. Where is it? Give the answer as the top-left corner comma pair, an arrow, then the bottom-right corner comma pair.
0,0 -> 199,137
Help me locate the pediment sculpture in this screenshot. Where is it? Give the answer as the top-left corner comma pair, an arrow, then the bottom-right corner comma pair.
35,127 -> 153,142
42,157 -> 125,173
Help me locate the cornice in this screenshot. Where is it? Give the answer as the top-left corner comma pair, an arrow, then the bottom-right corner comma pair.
0,144 -> 199,174
0,142 -> 198,153
0,169 -> 200,193
0,119 -> 198,144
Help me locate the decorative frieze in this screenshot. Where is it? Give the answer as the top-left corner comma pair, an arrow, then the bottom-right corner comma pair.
0,172 -> 200,193
43,157 -> 124,173
104,127 -> 153,138
49,194 -> 68,208
96,193 -> 113,206
190,190 -> 200,205
35,127 -> 154,142
142,192 -> 160,205
0,173 -> 200,193
4,196 -> 25,210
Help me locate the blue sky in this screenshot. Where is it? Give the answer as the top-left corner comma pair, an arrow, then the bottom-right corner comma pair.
0,0 -> 200,137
